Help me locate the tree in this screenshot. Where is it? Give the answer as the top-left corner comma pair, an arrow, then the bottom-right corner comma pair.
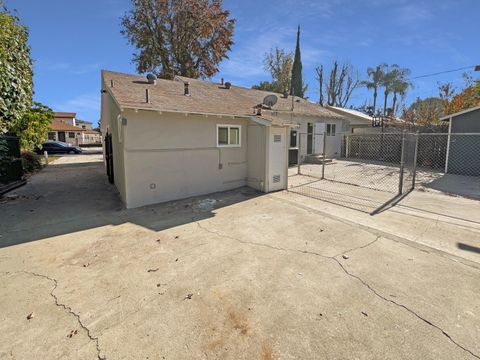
391,67 -> 412,115
121,0 -> 235,79
402,97 -> 444,126
10,102 -> 53,150
291,26 -> 306,98
439,75 -> 480,115
0,5 -> 33,132
362,64 -> 386,114
380,64 -> 398,116
315,61 -> 360,107
252,47 -> 293,94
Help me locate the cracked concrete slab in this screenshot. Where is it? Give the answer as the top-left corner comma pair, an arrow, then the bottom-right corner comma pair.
1,159 -> 480,359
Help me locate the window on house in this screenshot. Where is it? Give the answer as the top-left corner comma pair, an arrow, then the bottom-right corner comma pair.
217,125 -> 241,147
68,132 -> 75,138
327,124 -> 336,136
48,132 -> 56,140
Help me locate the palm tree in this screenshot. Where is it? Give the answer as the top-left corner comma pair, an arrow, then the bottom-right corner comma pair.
381,64 -> 398,116
363,64 -> 386,114
391,67 -> 412,115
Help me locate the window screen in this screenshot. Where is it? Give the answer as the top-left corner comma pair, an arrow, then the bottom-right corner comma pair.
218,127 -> 228,145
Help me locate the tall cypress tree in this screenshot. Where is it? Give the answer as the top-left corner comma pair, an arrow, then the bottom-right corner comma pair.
291,25 -> 304,98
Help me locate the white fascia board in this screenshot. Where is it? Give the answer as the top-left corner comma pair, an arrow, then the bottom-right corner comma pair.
439,106 -> 480,121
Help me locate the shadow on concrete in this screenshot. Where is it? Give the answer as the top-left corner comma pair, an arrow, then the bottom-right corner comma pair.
418,173 -> 480,200
458,243 -> 480,255
0,161 -> 262,249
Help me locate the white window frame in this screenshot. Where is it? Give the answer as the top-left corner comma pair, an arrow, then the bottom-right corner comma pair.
216,124 -> 241,148
327,123 -> 336,136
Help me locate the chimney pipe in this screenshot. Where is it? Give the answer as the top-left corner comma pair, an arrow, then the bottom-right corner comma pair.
184,81 -> 190,96
221,77 -> 224,85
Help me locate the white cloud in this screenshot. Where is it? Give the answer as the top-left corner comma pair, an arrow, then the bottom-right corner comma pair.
53,93 -> 100,122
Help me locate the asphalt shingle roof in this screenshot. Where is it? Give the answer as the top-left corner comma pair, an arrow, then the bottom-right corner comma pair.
102,70 -> 344,125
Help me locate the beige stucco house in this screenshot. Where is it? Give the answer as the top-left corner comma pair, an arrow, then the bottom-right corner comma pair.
49,112 -> 102,145
100,70 -> 359,209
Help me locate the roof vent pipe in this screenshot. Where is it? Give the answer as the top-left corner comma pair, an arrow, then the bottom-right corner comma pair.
225,82 -> 231,89
221,77 -> 224,85
147,74 -> 157,85
184,81 -> 190,96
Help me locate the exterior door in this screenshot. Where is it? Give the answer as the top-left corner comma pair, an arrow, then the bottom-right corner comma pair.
58,131 -> 66,142
307,123 -> 313,155
314,123 -> 326,154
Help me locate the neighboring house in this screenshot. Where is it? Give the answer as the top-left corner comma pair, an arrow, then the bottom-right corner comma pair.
76,119 -> 93,129
48,119 -> 84,144
440,106 -> 480,176
100,70 -> 363,208
326,106 -> 373,133
48,112 -> 101,145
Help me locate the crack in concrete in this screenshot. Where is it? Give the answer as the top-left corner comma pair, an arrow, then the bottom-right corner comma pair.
195,221 -> 480,359
331,259 -> 480,359
19,271 -> 106,360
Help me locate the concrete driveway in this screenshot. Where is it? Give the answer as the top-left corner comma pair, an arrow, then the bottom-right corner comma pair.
1,155 -> 480,359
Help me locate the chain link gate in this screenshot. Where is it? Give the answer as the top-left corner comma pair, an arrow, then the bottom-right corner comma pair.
288,131 -> 418,214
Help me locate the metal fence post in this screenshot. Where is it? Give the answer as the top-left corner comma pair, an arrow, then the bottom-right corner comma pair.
321,131 -> 327,180
411,131 -> 420,190
297,133 -> 302,175
345,135 -> 350,158
398,130 -> 406,195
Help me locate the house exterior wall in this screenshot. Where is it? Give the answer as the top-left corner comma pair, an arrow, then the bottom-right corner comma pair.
101,90 -> 127,204
288,114 -> 346,159
48,130 -> 82,146
122,110 -> 250,208
450,108 -> 480,133
447,108 -> 480,176
247,124 -> 267,191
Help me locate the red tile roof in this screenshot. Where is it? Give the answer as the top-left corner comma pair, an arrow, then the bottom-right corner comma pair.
49,120 -> 85,132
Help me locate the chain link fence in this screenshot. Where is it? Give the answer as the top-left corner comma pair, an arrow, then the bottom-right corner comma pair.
288,132 -> 480,214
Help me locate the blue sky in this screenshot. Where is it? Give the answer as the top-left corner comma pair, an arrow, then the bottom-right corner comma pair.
7,0 -> 480,126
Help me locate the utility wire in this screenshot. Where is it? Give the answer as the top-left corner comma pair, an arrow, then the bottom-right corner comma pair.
409,65 -> 476,80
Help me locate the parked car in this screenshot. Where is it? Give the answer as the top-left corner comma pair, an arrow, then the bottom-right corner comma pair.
35,141 -> 82,155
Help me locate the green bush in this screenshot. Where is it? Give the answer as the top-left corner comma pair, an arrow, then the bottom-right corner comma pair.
21,151 -> 42,173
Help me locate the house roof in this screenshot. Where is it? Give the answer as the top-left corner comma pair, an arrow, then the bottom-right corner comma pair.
76,119 -> 93,124
50,120 -> 85,132
83,129 -> 101,134
326,106 -> 373,125
54,112 -> 76,119
439,106 -> 480,121
101,70 -> 344,124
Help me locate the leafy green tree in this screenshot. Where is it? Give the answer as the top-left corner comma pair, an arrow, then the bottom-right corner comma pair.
121,0 -> 235,79
291,26 -> 306,98
402,97 -> 444,126
362,64 -> 386,114
0,5 -> 33,131
11,102 -> 54,150
252,47 -> 293,94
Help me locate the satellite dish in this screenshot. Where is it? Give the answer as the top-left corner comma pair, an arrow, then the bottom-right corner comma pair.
263,95 -> 278,107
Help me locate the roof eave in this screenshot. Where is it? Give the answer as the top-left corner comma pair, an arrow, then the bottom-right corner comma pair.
439,106 -> 480,121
